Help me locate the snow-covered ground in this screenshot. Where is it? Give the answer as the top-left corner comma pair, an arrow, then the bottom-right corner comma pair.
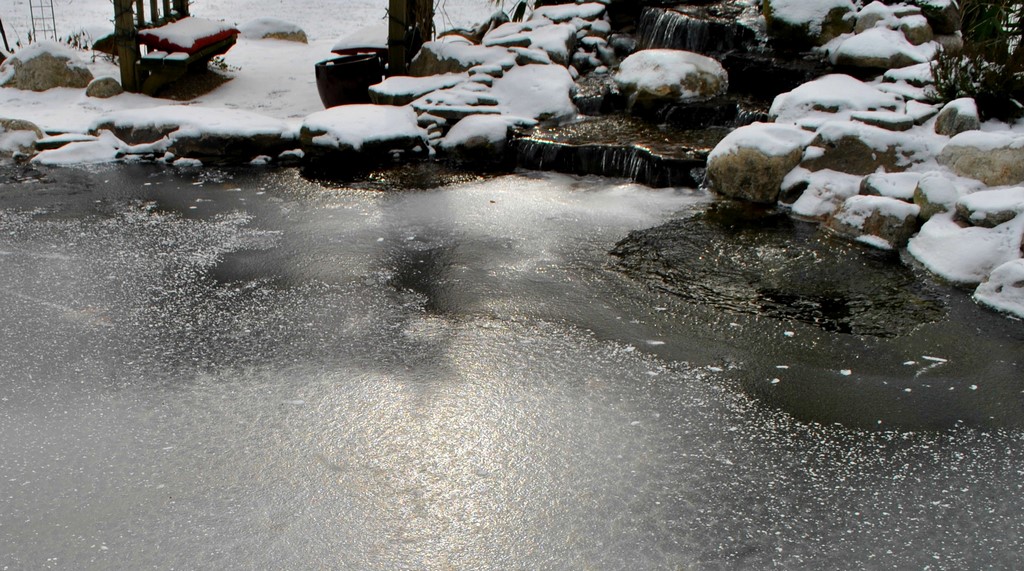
0,0 -> 499,129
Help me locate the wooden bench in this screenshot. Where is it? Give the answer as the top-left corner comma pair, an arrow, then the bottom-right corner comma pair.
114,0 -> 238,95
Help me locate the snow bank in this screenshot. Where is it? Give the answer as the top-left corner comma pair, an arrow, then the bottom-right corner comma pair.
975,259 -> 1024,318
301,105 -> 424,150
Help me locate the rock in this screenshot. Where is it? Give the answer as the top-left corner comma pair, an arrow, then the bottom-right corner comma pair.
861,171 -> 921,200
369,73 -> 468,106
801,121 -> 924,176
0,118 -> 44,158
484,21 -> 577,66
911,0 -> 961,35
850,110 -> 915,131
933,98 -> 980,136
86,77 -> 123,99
855,1 -> 922,34
913,172 -> 963,220
769,74 -> 902,125
168,132 -> 296,165
491,64 -> 577,123
899,15 -> 934,45
239,18 -> 308,43
786,167 -> 865,219
531,2 -> 608,24
706,122 -> 814,204
614,49 -> 728,114
933,33 -> 963,55
938,131 -> 1024,186
409,41 -> 515,77
830,27 -> 933,70
826,195 -> 921,249
0,41 -> 93,91
300,104 -> 429,172
438,114 -> 516,167
975,259 -> 1024,319
763,0 -> 856,51
956,187 -> 1024,228
439,11 -> 509,45
908,211 -> 1023,285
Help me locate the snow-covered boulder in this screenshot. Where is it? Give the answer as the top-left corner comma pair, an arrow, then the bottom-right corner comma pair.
483,20 -> 577,66
933,98 -> 980,137
614,49 -> 728,113
975,259 -> 1024,318
86,77 -> 123,99
938,131 -> 1024,186
784,167 -> 864,218
763,0 -> 856,51
908,212 -> 1024,284
912,172 -> 967,220
956,187 -> 1024,228
860,171 -> 921,200
769,74 -> 902,126
491,64 -> 576,123
32,130 -> 124,166
409,41 -> 515,77
802,120 -> 936,175
0,118 -> 44,158
830,27 -> 935,69
300,104 -> 428,169
439,114 -> 519,165
912,0 -> 961,35
0,41 -> 93,91
706,122 -> 813,204
825,194 -> 921,249
239,18 -> 307,43
531,2 -> 608,24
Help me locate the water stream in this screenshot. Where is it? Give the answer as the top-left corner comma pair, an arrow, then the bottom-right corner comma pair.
0,164 -> 1021,569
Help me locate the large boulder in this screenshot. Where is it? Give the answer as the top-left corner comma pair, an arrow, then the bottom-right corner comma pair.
956,187 -> 1024,228
801,120 -> 934,176
937,131 -> 1024,186
769,74 -> 903,125
706,122 -> 813,204
911,0 -> 961,35
0,41 -> 93,91
614,49 -> 728,113
829,27 -> 934,70
907,212 -> 1024,285
826,195 -> 921,249
763,0 -> 856,51
483,20 -> 577,66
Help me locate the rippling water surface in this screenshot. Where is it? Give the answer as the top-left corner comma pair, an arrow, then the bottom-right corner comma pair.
0,164 -> 1021,569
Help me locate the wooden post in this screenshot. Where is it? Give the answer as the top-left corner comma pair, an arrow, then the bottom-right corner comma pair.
135,0 -> 145,28
163,0 -> 172,21
388,0 -> 408,76
114,0 -> 140,92
173,0 -> 188,18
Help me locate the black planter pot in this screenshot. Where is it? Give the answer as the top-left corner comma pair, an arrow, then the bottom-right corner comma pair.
314,53 -> 383,108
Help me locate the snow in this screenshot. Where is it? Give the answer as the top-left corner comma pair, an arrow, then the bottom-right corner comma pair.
301,104 -> 424,150
531,3 -> 607,23
958,187 -> 1024,224
945,130 -> 1024,152
769,74 -> 903,124
239,18 -> 306,40
614,49 -> 728,102
370,73 -> 468,99
0,40 -> 87,65
785,168 -> 864,219
907,213 -> 1024,284
331,25 -> 388,52
93,105 -> 294,139
838,194 -> 920,228
975,259 -> 1024,318
708,122 -> 814,160
0,130 -> 38,154
830,27 -> 935,66
32,130 -> 125,165
440,115 -> 515,149
861,172 -> 921,200
768,0 -> 855,32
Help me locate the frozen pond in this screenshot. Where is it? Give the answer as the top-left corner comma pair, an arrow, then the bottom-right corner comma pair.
0,164 -> 1022,569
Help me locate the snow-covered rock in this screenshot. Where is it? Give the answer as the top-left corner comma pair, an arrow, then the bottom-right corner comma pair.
483,21 -> 577,66
908,212 -> 1024,284
802,120 -> 937,175
439,114 -> 520,165
784,167 -> 864,219
956,187 -> 1024,228
491,64 -> 576,123
300,104 -> 428,168
239,18 -> 308,43
31,130 -> 125,165
826,194 -> 921,249
531,3 -> 608,24
861,171 -> 921,200
409,41 -> 515,77
0,118 -> 43,158
769,74 -> 902,126
614,49 -> 728,112
912,171 -> 977,220
369,73 -> 468,106
975,259 -> 1024,318
85,77 -> 123,99
934,98 -> 980,136
829,27 -> 935,69
0,41 -> 93,92
763,0 -> 856,50
706,122 -> 814,204
912,0 -> 961,35
938,131 -> 1024,186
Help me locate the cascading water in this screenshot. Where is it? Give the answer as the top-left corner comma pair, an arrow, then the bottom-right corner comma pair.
637,6 -> 756,54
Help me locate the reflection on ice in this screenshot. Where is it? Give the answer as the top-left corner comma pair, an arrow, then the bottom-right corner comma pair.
0,167 -> 1021,569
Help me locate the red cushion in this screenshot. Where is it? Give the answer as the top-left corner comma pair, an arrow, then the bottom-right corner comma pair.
138,17 -> 239,55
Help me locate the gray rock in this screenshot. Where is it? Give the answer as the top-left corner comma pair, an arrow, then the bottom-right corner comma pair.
0,46 -> 93,91
913,172 -> 961,220
912,0 -> 961,35
937,131 -> 1024,186
860,171 -> 921,200
706,122 -> 813,204
802,121 -> 912,176
933,33 -> 964,55
409,42 -> 515,77
86,77 -> 123,99
899,15 -> 934,45
955,187 -> 1024,228
168,132 -> 298,165
826,195 -> 921,248
933,98 -> 980,136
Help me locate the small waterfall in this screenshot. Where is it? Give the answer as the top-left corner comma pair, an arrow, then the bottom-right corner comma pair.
637,7 -> 756,55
